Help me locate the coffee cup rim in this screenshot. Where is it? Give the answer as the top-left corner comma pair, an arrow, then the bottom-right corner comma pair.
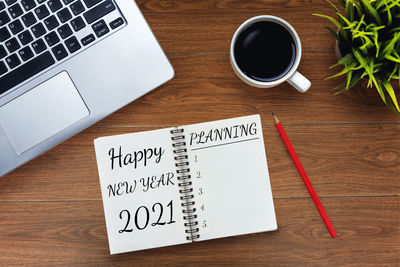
230,15 -> 302,88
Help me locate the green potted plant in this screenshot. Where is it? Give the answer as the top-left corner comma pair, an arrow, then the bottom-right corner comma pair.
314,0 -> 400,113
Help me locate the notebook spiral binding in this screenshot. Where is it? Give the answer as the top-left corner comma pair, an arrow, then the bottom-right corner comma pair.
170,128 -> 200,241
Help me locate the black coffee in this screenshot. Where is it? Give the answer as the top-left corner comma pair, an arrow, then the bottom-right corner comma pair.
234,21 -> 296,82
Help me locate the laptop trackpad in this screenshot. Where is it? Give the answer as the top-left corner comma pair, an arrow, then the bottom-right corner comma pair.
0,71 -> 89,155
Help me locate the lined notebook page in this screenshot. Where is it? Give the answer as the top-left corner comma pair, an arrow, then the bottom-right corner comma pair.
183,115 -> 277,241
94,128 -> 189,254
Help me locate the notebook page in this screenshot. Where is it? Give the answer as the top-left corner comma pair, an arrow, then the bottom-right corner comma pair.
94,128 -> 189,254
183,115 -> 277,241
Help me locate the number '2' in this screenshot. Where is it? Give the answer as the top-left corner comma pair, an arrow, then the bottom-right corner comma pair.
118,200 -> 176,233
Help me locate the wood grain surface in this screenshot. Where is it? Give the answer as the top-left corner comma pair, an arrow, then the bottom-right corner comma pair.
0,0 -> 399,266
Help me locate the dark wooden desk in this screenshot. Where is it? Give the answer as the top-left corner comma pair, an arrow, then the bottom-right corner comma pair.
0,0 -> 399,265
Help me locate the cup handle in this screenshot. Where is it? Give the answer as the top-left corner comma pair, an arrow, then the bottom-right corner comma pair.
287,71 -> 311,93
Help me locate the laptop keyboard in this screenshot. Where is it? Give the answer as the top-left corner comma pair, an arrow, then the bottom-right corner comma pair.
0,0 -> 125,95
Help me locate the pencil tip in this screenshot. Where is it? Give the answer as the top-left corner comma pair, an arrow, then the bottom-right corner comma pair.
272,112 -> 279,124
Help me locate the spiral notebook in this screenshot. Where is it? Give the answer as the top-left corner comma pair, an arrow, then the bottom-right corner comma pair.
94,114 -> 277,254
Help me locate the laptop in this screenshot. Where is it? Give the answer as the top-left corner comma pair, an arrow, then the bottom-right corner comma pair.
0,0 -> 174,177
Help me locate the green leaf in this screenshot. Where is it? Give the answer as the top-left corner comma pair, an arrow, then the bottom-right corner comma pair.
347,71 -> 363,90
347,0 -> 363,17
352,48 -> 369,70
330,53 -> 355,68
382,80 -> 400,111
358,35 -> 373,54
326,63 -> 357,79
374,34 -> 381,57
346,70 -> 353,89
361,71 -> 369,79
351,65 -> 364,71
360,0 -> 383,24
389,27 -> 400,34
353,29 -> 374,36
313,14 -> 348,40
389,64 -> 399,80
345,0 -> 355,21
385,1 -> 393,25
386,0 -> 400,9
385,54 -> 400,63
353,14 -> 365,34
383,94 -> 399,114
333,87 -> 348,95
313,14 -> 342,29
338,0 -> 346,8
374,79 -> 388,104
337,12 -> 353,27
352,48 -> 386,102
332,80 -> 347,91
333,71 -> 363,94
380,32 -> 400,58
376,0 -> 387,10
326,0 -> 340,13
324,26 -> 341,42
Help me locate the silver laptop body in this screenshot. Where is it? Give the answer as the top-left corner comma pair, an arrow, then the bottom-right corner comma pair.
0,0 -> 174,177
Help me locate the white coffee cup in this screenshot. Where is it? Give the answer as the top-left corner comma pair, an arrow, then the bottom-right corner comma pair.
230,15 -> 311,93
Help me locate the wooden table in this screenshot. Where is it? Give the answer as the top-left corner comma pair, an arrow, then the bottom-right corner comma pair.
0,0 -> 399,265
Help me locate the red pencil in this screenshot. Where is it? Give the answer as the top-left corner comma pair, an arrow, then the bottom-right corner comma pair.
272,112 -> 337,238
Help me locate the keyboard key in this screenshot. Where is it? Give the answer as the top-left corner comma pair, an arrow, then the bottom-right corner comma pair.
44,31 -> 59,46
21,0 -> 36,11
57,7 -> 72,23
31,38 -> 46,53
34,4 -> 49,20
70,0 -> 84,15
70,16 -> 85,31
51,43 -> 67,60
57,23 -> 72,38
83,0 -> 101,8
5,37 -> 20,53
80,33 -> 94,46
36,0 -> 47,4
0,51 -> 55,94
5,0 -> 16,6
31,22 -> 46,37
44,15 -> 59,30
91,18 -> 104,31
21,12 -> 37,27
83,0 -> 114,24
0,2 -> 5,11
0,61 -> 7,76
0,45 -> 7,58
47,0 -> 62,12
8,19 -> 23,34
8,3 -> 23,18
0,11 -> 10,26
109,17 -> 123,29
94,24 -> 108,38
62,0 -> 74,4
65,36 -> 80,53
5,53 -> 20,68
0,26 -> 10,41
18,30 -> 33,45
18,46 -> 34,61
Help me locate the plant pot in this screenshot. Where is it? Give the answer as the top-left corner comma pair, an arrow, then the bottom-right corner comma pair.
335,40 -> 343,60
335,35 -> 351,60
